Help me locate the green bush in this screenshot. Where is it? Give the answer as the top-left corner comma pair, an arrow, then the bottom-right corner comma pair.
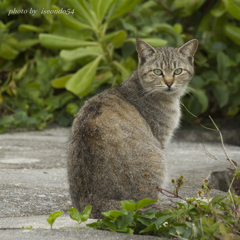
0,0 -> 240,132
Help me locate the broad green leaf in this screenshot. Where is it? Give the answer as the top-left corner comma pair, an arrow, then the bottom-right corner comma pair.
16,39 -> 39,51
66,103 -> 79,115
116,212 -> 133,229
111,30 -> 127,47
65,56 -> 102,97
212,84 -> 229,108
173,23 -> 182,34
51,74 -> 73,89
112,61 -> 129,79
0,116 -> 14,125
46,211 -> 63,230
39,34 -> 98,49
69,208 -> 81,222
194,90 -> 209,113
227,106 -> 239,116
108,0 -> 141,21
198,12 -> 213,32
64,0 -> 97,28
103,30 -> 126,44
189,76 -> 208,89
210,195 -> 226,205
102,218 -> 117,231
143,208 -> 158,218
155,216 -> 172,228
211,1 -> 226,17
236,53 -> 240,63
18,24 -> 44,33
139,222 -> 155,233
80,205 -> 92,222
223,0 -> 240,20
137,217 -> 153,226
224,24 -> 240,45
102,209 -> 128,219
217,51 -> 229,80
90,0 -> 115,21
135,199 -> 157,212
174,0 -> 206,16
52,5 -> 90,31
60,46 -> 102,62
129,38 -> 167,48
0,42 -> 19,60
120,200 -> 136,212
210,42 -> 227,51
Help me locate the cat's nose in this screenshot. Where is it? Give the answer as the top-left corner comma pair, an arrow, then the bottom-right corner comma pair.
165,81 -> 173,88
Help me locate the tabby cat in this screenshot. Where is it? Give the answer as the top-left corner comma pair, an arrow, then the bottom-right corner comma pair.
67,39 -> 198,218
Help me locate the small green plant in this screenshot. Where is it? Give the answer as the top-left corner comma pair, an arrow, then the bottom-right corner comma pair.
21,225 -> 33,229
46,211 -> 63,230
68,206 -> 92,229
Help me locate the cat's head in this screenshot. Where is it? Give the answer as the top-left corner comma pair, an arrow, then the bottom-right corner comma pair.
136,39 -> 198,97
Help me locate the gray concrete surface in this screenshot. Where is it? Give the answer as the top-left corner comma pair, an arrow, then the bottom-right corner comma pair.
0,125 -> 239,239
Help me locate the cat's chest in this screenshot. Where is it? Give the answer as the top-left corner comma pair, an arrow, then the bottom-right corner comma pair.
139,100 -> 180,146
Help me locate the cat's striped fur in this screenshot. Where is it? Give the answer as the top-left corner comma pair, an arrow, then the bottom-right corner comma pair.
67,39 -> 198,218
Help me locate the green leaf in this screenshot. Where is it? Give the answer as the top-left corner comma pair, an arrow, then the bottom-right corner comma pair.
69,208 -> 82,222
46,211 -> 63,230
0,42 -> 19,60
102,209 -> 128,220
60,46 -> 102,62
223,0 -> 240,20
194,90 -> 209,113
190,76 -> 209,89
155,216 -> 172,228
210,195 -> 227,205
108,0 -> 141,21
174,0 -> 206,16
224,24 -> 240,45
120,200 -> 136,212
90,0 -> 115,22
39,34 -> 98,50
217,51 -> 229,81
211,2 -> 226,17
68,208 -> 81,222
16,39 -> 39,51
129,38 -> 167,48
135,199 -> 157,212
64,0 -> 97,28
66,103 -> 79,115
51,74 -> 73,89
139,222 -> 155,233
80,205 -> 92,222
65,56 -> 102,97
227,106 -> 239,116
137,218 -> 153,226
0,116 -> 14,126
116,212 -> 133,229
173,23 -> 182,34
102,218 -> 117,231
111,30 -> 127,47
52,5 -> 90,31
212,84 -> 229,108
18,24 -> 44,33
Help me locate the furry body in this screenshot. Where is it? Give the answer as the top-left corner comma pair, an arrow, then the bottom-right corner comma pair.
67,39 -> 198,218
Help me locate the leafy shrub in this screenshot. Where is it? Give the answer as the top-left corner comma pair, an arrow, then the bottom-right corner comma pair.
1,0 -> 240,132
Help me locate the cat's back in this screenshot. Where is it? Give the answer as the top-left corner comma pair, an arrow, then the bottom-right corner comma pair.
70,86 -> 151,144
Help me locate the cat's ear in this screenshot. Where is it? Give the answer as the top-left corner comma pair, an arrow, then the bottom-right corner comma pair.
136,39 -> 156,64
178,39 -> 198,57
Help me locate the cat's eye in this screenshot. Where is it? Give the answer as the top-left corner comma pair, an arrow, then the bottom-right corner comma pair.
153,69 -> 163,76
174,68 -> 182,75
